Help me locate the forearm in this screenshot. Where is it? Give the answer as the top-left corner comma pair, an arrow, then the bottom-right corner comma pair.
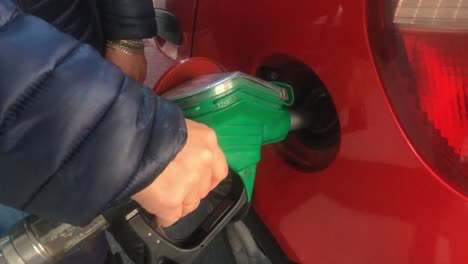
0,1 -> 186,226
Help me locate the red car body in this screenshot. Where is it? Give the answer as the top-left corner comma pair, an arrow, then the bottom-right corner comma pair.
151,1 -> 468,263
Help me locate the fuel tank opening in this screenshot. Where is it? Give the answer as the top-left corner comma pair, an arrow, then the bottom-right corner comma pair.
256,56 -> 341,171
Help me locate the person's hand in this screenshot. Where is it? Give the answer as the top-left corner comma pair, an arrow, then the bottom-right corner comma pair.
132,119 -> 228,227
105,47 -> 147,84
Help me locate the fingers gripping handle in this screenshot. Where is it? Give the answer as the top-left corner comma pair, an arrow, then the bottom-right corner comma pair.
110,170 -> 248,264
0,171 -> 245,264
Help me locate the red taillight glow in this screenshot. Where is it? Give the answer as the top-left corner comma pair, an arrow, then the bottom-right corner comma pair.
402,32 -> 468,158
368,0 -> 468,196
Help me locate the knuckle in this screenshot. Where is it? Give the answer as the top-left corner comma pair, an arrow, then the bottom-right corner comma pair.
220,163 -> 229,178
185,176 -> 195,186
205,129 -> 218,144
199,149 -> 213,163
187,172 -> 200,185
214,164 -> 228,182
160,195 -> 182,209
184,200 -> 200,212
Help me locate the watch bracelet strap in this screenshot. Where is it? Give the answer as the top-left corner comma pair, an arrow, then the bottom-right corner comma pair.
106,39 -> 145,55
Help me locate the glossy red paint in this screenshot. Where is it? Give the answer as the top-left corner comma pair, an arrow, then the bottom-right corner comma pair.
162,0 -> 468,263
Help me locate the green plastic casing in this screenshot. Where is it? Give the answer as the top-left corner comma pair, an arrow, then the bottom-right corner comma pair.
165,72 -> 294,201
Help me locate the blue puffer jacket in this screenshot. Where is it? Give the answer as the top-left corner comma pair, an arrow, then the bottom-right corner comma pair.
0,0 -> 187,226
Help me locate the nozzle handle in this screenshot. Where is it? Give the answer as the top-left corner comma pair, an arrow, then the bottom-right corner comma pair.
111,170 -> 247,264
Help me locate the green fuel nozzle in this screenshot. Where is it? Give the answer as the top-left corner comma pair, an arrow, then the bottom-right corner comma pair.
163,72 -> 298,201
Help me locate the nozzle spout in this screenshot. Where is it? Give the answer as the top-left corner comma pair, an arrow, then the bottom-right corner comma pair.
289,110 -> 310,131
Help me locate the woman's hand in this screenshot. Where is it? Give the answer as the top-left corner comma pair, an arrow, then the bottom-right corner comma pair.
132,119 -> 228,227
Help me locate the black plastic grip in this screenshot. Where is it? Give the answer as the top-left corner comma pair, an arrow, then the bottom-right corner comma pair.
108,170 -> 248,264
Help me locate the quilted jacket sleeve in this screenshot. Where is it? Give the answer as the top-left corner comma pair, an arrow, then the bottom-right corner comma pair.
98,0 -> 157,40
0,0 -> 187,226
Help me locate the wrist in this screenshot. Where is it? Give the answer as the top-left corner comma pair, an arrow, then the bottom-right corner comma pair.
106,39 -> 145,55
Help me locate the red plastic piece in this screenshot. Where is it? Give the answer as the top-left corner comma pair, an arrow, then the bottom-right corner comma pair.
152,57 -> 224,95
